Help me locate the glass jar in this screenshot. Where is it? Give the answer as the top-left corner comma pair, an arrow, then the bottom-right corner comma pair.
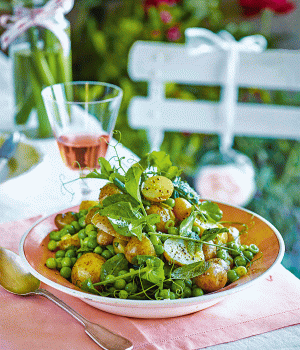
9,0 -> 72,138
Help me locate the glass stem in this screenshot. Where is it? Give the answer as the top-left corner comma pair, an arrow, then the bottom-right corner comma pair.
79,169 -> 92,198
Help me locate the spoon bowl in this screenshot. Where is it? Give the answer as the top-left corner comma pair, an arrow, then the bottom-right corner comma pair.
0,247 -> 40,295
0,247 -> 133,350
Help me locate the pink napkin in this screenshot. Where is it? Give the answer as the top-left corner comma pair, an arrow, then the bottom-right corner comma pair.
1,216 -> 300,350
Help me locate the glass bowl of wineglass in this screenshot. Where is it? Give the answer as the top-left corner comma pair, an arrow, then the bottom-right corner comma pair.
41,81 -> 123,201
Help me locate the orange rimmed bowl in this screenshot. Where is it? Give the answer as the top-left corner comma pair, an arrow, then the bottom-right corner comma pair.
19,202 -> 285,319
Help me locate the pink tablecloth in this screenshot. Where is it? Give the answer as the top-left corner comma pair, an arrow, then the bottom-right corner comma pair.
1,216 -> 300,350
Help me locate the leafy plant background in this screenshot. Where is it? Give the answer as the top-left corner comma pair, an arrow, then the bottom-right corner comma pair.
1,0 -> 299,277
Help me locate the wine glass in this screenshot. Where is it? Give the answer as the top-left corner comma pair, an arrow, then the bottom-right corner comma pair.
41,81 -> 123,202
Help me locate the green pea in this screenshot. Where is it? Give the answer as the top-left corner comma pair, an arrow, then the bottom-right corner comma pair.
227,241 -> 240,250
61,257 -> 72,268
171,280 -> 185,295
105,274 -> 115,282
65,224 -> 75,235
248,244 -> 259,255
185,279 -> 193,288
125,282 -> 137,294
71,221 -> 80,232
154,244 -> 164,255
241,244 -> 249,251
78,229 -> 87,240
87,230 -> 97,239
78,216 -> 86,228
114,279 -> 126,290
49,230 -> 62,242
55,257 -> 63,270
235,266 -> 248,277
71,257 -> 77,266
159,289 -> 171,299
119,290 -> 128,299
65,249 -> 76,258
234,256 -> 247,267
77,252 -> 83,259
227,269 -> 239,282
60,266 -> 72,279
47,240 -> 57,251
102,249 -> 113,260
230,248 -> 241,258
55,250 -> 65,259
46,258 -> 57,269
94,246 -> 103,255
85,224 -> 95,233
183,286 -> 192,298
216,249 -> 229,260
243,250 -> 254,261
87,238 -> 98,250
149,234 -> 161,246
169,292 -> 176,300
163,198 -> 175,208
192,287 -> 204,297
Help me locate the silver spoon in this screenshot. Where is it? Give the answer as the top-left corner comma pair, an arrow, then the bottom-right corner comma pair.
0,247 -> 133,350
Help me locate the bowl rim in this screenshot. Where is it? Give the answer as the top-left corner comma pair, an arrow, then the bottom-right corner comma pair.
19,202 -> 285,308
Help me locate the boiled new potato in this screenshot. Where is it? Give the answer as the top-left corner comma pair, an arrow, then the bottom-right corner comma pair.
142,175 -> 173,202
202,240 -> 217,260
146,204 -> 176,232
99,182 -> 123,204
194,259 -> 228,292
79,200 -> 99,211
163,238 -> 205,266
92,213 -> 130,241
85,206 -> 100,225
71,252 -> 106,288
209,258 -> 230,272
173,197 -> 192,221
96,230 -> 114,246
54,212 -> 77,230
227,226 -> 241,244
57,233 -> 80,250
124,235 -> 156,264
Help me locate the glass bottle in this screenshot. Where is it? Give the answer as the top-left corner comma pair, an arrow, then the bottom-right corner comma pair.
9,0 -> 72,138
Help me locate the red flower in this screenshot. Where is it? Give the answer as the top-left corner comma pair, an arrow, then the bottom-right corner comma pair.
239,0 -> 295,16
166,26 -> 181,41
144,0 -> 180,8
160,10 -> 173,23
144,0 -> 181,12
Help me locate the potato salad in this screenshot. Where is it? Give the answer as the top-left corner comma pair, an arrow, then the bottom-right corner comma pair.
45,150 -> 260,300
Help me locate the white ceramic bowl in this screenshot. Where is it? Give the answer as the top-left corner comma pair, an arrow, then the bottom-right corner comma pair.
19,202 -> 285,319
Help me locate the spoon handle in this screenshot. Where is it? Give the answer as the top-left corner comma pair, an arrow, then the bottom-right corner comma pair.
37,288 -> 133,350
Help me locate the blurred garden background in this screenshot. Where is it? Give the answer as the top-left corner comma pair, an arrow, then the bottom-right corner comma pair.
1,0 -> 300,276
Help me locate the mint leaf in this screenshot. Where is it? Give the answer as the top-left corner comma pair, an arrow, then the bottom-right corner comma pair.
199,201 -> 223,222
100,253 -> 129,281
125,163 -> 144,204
171,261 -> 209,280
80,278 -> 101,295
102,193 -> 139,208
